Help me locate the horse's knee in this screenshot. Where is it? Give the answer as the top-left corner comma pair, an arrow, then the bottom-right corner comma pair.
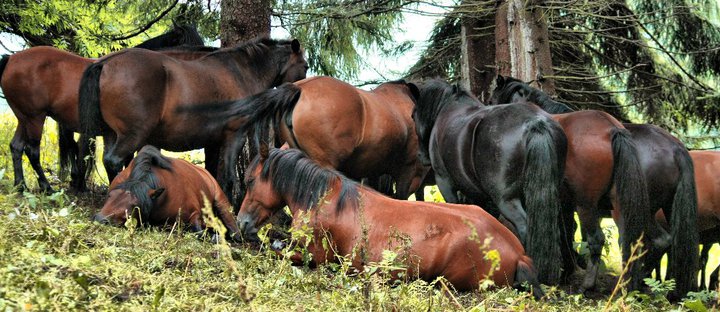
9,139 -> 24,159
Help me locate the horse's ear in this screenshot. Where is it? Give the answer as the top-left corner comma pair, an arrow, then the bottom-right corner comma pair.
259,143 -> 269,160
406,82 -> 420,102
149,188 -> 165,200
291,39 -> 301,53
496,75 -> 506,87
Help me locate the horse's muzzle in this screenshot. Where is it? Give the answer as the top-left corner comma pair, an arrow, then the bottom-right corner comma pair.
93,214 -> 110,225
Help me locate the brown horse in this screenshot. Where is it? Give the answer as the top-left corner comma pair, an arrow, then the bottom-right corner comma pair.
184,76 -> 425,200
491,75 -> 668,293
0,24 -> 204,193
78,37 -> 308,194
690,151 -> 720,290
94,145 -> 241,241
237,147 -> 545,298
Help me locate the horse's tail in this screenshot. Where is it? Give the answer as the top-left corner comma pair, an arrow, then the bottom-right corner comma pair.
179,82 -> 302,149
78,61 -> 108,137
611,128 -> 651,290
514,255 -> 545,300
0,54 -> 9,84
522,117 -> 566,284
667,147 -> 699,297
57,123 -> 77,180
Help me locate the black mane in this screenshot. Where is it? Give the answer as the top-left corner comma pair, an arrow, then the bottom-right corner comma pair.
202,37 -> 296,84
133,24 -> 204,50
112,146 -> 173,220
494,76 -> 574,114
414,79 -> 478,128
250,149 -> 359,212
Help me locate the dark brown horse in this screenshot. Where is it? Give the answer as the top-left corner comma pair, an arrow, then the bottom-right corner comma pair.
183,76 -> 425,200
616,150 -> 718,290
0,24 -> 204,193
78,37 -> 308,193
491,75 -> 697,296
411,79 -> 570,285
94,145 -> 241,241
237,147 -> 545,298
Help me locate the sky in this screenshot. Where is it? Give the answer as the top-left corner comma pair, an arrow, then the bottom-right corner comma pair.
0,3 -> 447,111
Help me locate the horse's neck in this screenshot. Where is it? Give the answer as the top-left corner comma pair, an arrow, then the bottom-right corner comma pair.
217,53 -> 280,93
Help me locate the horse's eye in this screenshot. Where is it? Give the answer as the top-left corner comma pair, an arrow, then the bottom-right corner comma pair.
246,179 -> 255,187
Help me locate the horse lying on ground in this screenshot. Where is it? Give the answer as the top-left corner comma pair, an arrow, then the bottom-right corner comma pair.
0,23 -> 205,193
94,145 -> 241,241
236,147 -> 545,298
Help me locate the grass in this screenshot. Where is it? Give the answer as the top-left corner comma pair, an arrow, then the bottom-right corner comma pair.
0,112 -> 718,311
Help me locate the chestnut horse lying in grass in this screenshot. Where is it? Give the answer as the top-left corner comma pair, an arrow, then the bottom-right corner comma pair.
236,147 -> 545,299
94,145 -> 241,241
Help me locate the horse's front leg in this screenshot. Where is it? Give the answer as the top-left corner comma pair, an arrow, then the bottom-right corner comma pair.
102,133 -> 144,183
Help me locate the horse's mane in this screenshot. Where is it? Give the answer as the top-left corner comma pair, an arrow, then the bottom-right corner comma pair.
204,37 -> 293,61
133,24 -> 204,50
496,77 -> 574,114
201,37 -> 296,83
250,149 -> 359,212
414,79 -> 478,126
157,45 -> 219,52
112,145 -> 173,220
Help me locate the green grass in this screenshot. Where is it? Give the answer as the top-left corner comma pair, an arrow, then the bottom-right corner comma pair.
0,113 -> 718,311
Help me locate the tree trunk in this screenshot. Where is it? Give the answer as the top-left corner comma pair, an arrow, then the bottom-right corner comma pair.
219,0 -> 273,207
460,6 -> 497,102
220,0 -> 271,46
495,0 -> 556,95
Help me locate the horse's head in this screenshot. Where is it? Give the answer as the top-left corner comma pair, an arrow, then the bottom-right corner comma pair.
489,75 -> 528,105
408,79 -> 456,166
94,184 -> 164,225
237,145 -> 284,241
278,39 -> 308,84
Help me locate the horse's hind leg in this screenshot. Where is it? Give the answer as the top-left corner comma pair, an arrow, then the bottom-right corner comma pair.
24,120 -> 53,193
10,126 -> 27,192
496,198 -> 528,245
577,204 -> 605,292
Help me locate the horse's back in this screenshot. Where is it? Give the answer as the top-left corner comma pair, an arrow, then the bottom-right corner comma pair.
552,110 -> 623,203
290,77 -> 366,170
2,46 -> 90,126
361,192 -> 525,288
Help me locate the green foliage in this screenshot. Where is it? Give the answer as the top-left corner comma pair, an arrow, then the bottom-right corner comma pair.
275,0 -> 414,79
0,0 -> 216,56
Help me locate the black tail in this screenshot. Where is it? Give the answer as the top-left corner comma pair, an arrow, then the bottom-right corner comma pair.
57,123 -> 77,181
611,128 -> 651,291
514,255 -> 546,300
522,118 -> 567,284
667,148 -> 699,297
178,82 -> 302,150
0,54 -> 9,83
78,61 -> 107,136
